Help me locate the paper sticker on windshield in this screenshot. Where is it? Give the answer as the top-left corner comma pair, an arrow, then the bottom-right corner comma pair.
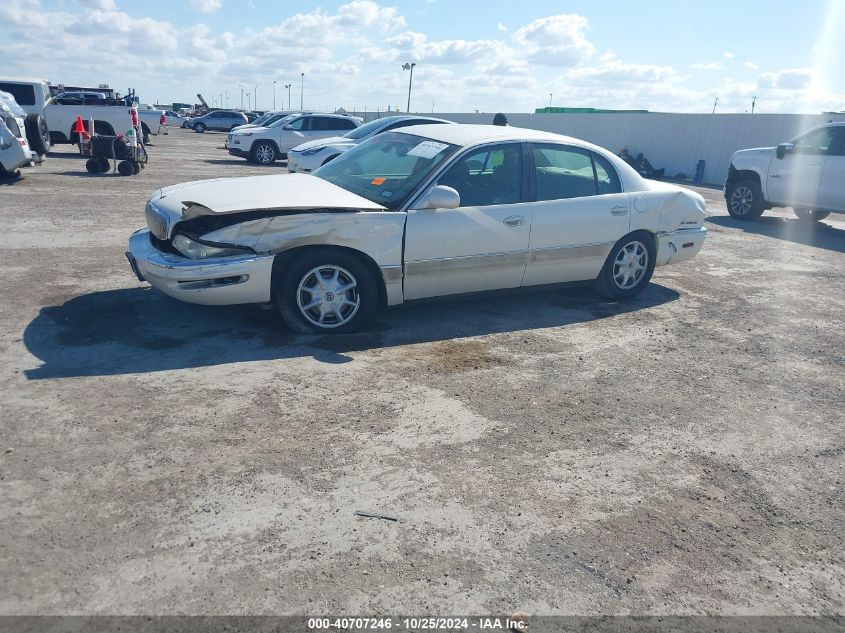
407,141 -> 449,159
370,177 -> 385,185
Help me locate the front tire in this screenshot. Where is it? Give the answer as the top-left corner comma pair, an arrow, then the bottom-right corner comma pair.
593,232 -> 656,300
194,122 -> 206,133
275,249 -> 378,334
251,141 -> 277,164
726,179 -> 765,220
793,207 -> 830,222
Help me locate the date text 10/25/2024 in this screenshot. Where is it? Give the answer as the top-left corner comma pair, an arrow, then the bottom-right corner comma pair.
307,616 -> 529,631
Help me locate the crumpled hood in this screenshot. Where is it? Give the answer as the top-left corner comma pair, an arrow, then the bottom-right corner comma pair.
152,173 -> 385,220
291,136 -> 355,152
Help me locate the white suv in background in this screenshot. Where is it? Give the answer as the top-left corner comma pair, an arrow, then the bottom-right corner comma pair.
287,115 -> 453,173
227,113 -> 362,164
725,122 -> 845,223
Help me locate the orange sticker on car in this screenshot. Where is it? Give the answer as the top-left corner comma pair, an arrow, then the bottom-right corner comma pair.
370,177 -> 385,185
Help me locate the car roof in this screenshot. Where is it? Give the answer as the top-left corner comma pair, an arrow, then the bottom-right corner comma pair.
392,123 -> 601,150
374,115 -> 453,124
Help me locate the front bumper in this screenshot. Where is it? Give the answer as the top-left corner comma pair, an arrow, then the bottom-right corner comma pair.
286,153 -> 316,173
656,226 -> 708,267
127,229 -> 274,305
227,147 -> 249,158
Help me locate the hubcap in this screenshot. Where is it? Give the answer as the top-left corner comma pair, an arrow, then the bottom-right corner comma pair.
612,241 -> 648,290
296,265 -> 360,328
730,186 -> 753,215
256,144 -> 274,163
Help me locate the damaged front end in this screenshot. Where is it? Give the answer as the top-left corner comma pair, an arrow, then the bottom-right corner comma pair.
130,173 -> 408,306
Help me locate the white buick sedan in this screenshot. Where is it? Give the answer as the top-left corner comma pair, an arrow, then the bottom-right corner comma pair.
127,125 -> 708,333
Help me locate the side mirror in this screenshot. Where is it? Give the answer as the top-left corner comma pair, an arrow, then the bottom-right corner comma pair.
425,185 -> 460,210
776,143 -> 794,159
283,124 -> 294,130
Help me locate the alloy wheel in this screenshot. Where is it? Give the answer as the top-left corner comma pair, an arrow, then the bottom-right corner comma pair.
729,186 -> 753,216
612,241 -> 649,290
255,144 -> 275,164
296,265 -> 360,328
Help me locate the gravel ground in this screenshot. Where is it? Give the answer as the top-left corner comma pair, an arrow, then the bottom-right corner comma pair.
0,128 -> 843,616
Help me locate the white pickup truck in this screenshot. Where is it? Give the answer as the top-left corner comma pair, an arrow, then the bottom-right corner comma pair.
725,122 -> 845,222
0,79 -> 165,148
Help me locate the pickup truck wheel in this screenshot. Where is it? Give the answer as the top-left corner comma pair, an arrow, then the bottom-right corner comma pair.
276,250 -> 377,334
793,208 -> 830,222
24,113 -> 50,154
193,122 -> 206,133
251,142 -> 276,164
593,231 -> 656,300
726,179 -> 765,220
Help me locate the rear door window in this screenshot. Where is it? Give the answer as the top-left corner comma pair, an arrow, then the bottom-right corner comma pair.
0,83 -> 36,106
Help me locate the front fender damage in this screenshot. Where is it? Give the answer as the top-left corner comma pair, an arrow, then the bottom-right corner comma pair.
186,209 -> 408,305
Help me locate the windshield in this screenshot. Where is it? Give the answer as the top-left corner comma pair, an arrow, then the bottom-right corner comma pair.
313,131 -> 458,211
342,117 -> 391,140
268,114 -> 299,128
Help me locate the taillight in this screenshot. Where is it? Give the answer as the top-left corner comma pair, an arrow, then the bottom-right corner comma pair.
18,139 -> 26,146
160,114 -> 166,125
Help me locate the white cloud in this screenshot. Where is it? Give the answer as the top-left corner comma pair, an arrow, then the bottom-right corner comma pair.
77,0 -> 117,9
691,62 -> 723,70
569,59 -> 679,84
744,61 -> 759,70
512,14 -> 595,66
496,22 -> 508,32
723,51 -> 735,59
189,0 -> 222,14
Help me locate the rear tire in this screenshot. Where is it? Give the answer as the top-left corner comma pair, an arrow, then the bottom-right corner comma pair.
593,231 -> 656,300
793,207 -> 830,222
726,179 -> 765,220
275,249 -> 378,334
24,113 -> 50,155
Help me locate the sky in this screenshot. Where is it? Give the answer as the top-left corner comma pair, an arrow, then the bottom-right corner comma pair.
1,0 -> 843,114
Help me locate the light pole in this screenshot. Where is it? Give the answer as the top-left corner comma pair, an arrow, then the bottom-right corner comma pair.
402,62 -> 416,112
712,97 -> 719,114
225,91 -> 228,108
254,85 -> 258,110
549,93 -> 553,108
273,80 -> 277,110
300,73 -> 304,110
246,92 -> 251,110
751,96 -> 757,114
285,83 -> 291,110
239,84 -> 244,110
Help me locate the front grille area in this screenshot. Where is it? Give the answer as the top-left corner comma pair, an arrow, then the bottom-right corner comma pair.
144,202 -> 169,239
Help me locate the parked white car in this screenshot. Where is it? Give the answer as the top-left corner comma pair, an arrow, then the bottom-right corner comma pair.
162,110 -> 185,128
0,94 -> 42,178
232,110 -> 300,132
127,124 -> 708,333
288,115 -> 453,173
725,122 -> 845,222
226,113 -> 363,164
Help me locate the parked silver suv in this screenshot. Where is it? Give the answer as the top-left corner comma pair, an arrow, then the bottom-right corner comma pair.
192,111 -> 249,133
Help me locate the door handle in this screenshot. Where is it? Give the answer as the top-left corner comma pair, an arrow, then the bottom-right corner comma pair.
503,215 -> 526,227
610,205 -> 628,216
770,174 -> 782,179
